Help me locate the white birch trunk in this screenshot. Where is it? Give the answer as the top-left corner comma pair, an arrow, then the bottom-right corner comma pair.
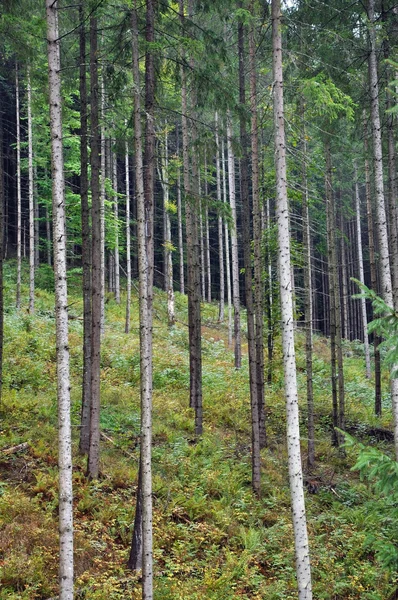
16,65 -> 22,310
354,161 -> 371,378
46,2 -> 74,597
368,0 -> 398,458
133,4 -> 153,593
27,69 -> 35,314
227,115 -> 241,368
159,130 -> 175,326
272,1 -> 312,596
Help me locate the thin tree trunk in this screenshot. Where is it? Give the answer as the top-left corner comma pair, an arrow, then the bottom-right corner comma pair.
204,154 -> 211,303
16,64 -> 22,310
176,130 -> 184,294
113,145 -> 120,304
100,72 -> 106,335
364,112 -> 381,414
249,9 -> 266,448
87,15 -> 102,479
222,137 -> 232,347
46,2 -> 74,597
325,142 -> 342,448
79,3 -> 92,455
272,2 -> 313,596
180,0 -> 202,432
354,161 -> 371,378
27,69 -> 35,314
368,0 -> 398,457
238,16 -> 261,494
125,139 -> 131,334
46,201 -> 52,266
34,167 -> 40,269
0,99 -> 4,406
128,462 -> 143,569
159,129 -> 175,326
215,113 -> 224,322
301,110 -> 314,469
227,114 -> 241,369
199,193 -> 206,301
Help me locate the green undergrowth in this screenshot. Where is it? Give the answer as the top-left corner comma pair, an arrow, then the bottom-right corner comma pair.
0,263 -> 397,599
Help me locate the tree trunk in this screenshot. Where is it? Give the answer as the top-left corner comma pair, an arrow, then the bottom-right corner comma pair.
46,2 -> 74,596
176,130 -> 184,295
125,139 -> 132,334
100,72 -> 106,335
354,161 -> 371,378
249,8 -> 266,448
159,128 -> 175,326
16,65 -> 22,310
204,154 -> 211,303
87,15 -> 102,479
79,3 -> 92,455
272,1 -> 313,596
238,16 -> 261,494
364,113 -> 381,414
301,109 -> 314,469
215,113 -> 224,322
227,115 -> 241,369
27,69 -> 35,314
0,97 -> 4,406
180,0 -> 202,433
368,0 -> 398,458
112,145 -> 120,304
222,137 -> 232,347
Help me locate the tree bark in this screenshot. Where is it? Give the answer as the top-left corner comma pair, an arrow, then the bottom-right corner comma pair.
176,129 -> 185,295
222,137 -> 232,347
87,15 -> 102,479
112,145 -> 120,304
272,1 -> 313,596
79,3 -> 92,455
46,1 -> 74,596
215,113 -> 224,322
16,64 -> 22,310
27,68 -> 35,314
159,128 -> 175,326
100,71 -> 106,335
354,161 -> 371,378
125,139 -> 132,334
0,97 -> 4,406
227,114 -> 241,369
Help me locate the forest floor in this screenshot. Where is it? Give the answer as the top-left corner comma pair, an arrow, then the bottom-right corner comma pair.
0,261 -> 397,600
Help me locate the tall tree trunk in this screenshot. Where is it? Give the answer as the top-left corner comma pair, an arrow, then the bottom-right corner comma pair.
79,3 -> 92,455
176,130 -> 184,294
354,161 -> 371,378
46,2 -> 74,597
222,137 -> 232,347
100,72 -> 106,335
340,214 -> 349,340
87,15 -> 102,479
272,1 -> 313,596
112,145 -> 120,304
227,115 -> 241,369
249,7 -> 266,448
301,110 -> 314,469
125,139 -> 132,334
238,15 -> 261,494
0,97 -> 4,406
364,113 -> 382,414
325,142 -> 345,448
159,129 -> 175,326
368,0 -> 398,458
27,69 -> 35,314
215,113 -> 224,322
45,200 -> 52,266
34,169 -> 40,269
180,0 -> 202,433
16,64 -> 22,310
204,154 -> 211,303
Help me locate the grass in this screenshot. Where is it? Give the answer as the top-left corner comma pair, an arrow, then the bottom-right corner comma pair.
0,261 -> 397,599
